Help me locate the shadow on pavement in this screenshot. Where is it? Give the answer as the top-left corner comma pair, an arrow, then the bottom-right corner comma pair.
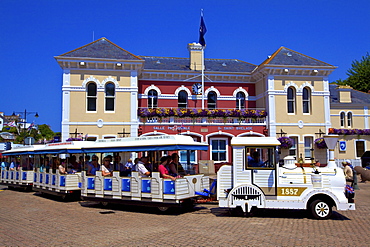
78,200 -> 205,216
209,207 -> 351,220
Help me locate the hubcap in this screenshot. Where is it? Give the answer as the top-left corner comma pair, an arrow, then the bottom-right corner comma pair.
315,202 -> 329,217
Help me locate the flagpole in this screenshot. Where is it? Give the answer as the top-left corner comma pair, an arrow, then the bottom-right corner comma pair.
200,9 -> 205,110
201,47 -> 205,109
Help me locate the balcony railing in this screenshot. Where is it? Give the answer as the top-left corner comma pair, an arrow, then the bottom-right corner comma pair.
138,107 -> 267,125
141,117 -> 266,125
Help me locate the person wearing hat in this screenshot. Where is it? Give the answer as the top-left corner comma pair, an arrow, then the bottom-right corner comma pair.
342,161 -> 353,182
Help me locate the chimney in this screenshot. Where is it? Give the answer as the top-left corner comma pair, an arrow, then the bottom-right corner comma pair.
188,43 -> 204,71
338,85 -> 352,103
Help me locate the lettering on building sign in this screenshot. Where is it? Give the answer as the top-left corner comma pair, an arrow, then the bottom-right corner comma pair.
218,127 -> 253,130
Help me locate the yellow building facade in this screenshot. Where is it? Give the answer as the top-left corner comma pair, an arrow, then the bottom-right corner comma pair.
55,38 -> 370,165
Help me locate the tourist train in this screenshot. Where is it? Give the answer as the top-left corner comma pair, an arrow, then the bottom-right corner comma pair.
0,135 -> 355,219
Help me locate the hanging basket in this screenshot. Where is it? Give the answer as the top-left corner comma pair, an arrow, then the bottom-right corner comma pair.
314,137 -> 327,149
277,137 -> 294,149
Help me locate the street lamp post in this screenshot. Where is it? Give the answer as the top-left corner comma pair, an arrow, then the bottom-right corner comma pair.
12,109 -> 39,144
323,134 -> 339,168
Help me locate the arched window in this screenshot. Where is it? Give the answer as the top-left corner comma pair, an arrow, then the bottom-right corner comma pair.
347,112 -> 353,128
340,112 -> 345,128
148,89 -> 158,108
87,82 -> 97,111
236,92 -> 245,109
208,91 -> 217,109
105,83 -> 115,111
178,90 -> 188,108
302,87 -> 311,114
287,87 -> 296,114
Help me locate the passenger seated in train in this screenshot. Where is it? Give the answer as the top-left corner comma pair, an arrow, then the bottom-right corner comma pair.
67,155 -> 80,173
51,157 -> 58,173
101,156 -> 113,176
9,158 -> 20,171
136,156 -> 151,177
1,158 -> 8,170
170,153 -> 186,176
58,159 -> 68,174
158,156 -> 177,181
119,157 -> 132,177
87,155 -> 100,176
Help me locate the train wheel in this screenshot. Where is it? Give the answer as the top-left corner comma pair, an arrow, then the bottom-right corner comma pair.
310,199 -> 332,220
157,206 -> 170,212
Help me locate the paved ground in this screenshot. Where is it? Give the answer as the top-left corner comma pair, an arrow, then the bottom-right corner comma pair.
0,181 -> 369,246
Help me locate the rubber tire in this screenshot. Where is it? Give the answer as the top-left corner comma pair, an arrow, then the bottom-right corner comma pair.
310,199 -> 332,220
157,206 -> 170,213
100,201 -> 109,207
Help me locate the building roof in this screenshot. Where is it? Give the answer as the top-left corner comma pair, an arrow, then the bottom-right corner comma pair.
58,38 -> 333,73
260,47 -> 334,67
330,84 -> 370,105
58,37 -> 142,60
140,56 -> 257,73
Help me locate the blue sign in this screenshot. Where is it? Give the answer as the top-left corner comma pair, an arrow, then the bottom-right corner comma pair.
339,141 -> 347,151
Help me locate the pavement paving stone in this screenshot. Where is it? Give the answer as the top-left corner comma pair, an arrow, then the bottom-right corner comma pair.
0,181 -> 369,246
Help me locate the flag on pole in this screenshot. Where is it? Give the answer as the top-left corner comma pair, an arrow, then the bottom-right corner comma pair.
6,121 -> 16,127
27,122 -> 35,131
199,11 -> 207,46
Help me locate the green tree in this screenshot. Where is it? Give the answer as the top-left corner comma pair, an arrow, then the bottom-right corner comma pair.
335,53 -> 370,93
38,124 -> 55,142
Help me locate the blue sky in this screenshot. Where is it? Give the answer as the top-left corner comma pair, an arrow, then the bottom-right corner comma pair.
1,0 -> 369,132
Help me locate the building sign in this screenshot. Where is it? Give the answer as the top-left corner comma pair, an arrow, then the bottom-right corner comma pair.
339,141 -> 347,151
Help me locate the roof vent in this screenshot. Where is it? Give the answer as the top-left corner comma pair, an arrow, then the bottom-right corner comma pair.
222,62 -> 227,66
156,60 -> 161,64
267,55 -> 271,58
287,52 -> 292,57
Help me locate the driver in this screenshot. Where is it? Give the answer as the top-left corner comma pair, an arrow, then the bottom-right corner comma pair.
249,152 -> 264,167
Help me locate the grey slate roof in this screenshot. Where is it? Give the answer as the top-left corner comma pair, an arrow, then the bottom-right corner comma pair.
260,47 -> 334,67
140,56 -> 257,73
330,84 -> 370,105
59,38 -> 142,60
58,38 -> 332,72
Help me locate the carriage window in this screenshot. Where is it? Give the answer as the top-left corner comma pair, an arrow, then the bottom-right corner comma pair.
245,147 -> 276,169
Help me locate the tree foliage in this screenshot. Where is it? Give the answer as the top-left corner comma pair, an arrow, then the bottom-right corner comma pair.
1,124 -> 55,144
335,53 -> 370,93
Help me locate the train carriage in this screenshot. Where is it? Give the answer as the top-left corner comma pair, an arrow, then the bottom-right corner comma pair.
79,135 -> 209,209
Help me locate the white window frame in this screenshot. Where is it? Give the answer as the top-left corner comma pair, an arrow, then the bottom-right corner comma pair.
302,87 -> 311,114
340,111 -> 346,128
287,87 -> 296,114
209,138 -> 228,162
288,136 -> 298,158
86,82 -> 97,113
304,136 -> 314,161
355,139 -> 366,158
104,82 -> 115,112
347,111 -> 353,128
